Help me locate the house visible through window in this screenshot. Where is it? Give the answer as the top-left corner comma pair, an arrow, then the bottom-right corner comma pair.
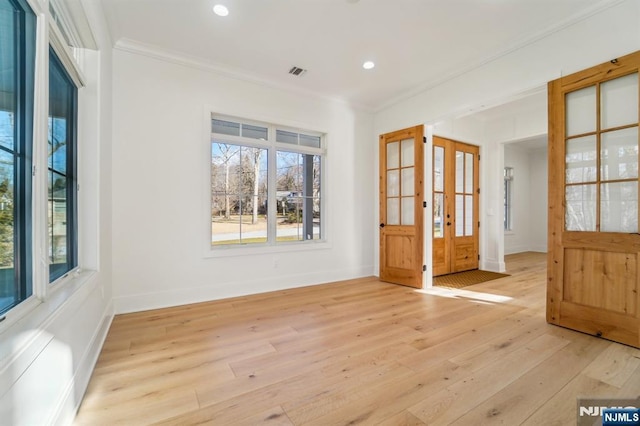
48,48 -> 78,282
211,116 -> 324,246
0,0 -> 35,315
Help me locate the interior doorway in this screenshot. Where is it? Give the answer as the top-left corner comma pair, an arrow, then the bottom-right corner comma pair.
432,136 -> 479,276
502,136 -> 548,256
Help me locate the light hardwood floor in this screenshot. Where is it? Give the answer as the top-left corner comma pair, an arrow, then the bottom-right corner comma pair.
74,253 -> 640,425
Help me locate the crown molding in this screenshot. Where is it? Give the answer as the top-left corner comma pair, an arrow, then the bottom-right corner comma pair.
375,0 -> 628,113
114,38 -> 375,114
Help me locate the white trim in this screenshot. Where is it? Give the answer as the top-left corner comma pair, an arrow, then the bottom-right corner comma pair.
49,0 -> 97,50
116,38 -> 375,113
204,240 -> 333,259
504,244 -> 530,255
114,266 -> 375,315
482,259 -> 506,273
33,10 -> 50,302
375,0 -> 627,112
111,0 -> 625,113
49,17 -> 86,87
423,125 -> 433,289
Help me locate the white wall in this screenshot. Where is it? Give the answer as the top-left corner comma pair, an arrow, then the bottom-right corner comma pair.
529,148 -> 548,252
504,143 -> 547,255
0,0 -> 114,424
111,49 -> 375,313
374,0 -> 640,274
504,144 -> 531,254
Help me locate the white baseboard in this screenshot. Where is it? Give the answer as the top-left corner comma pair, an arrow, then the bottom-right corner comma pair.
482,259 -> 506,273
504,244 -> 529,255
114,265 -> 375,314
528,245 -> 548,253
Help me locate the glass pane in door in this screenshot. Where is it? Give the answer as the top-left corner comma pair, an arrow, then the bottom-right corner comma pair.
600,73 -> 639,130
401,139 -> 414,167
565,184 -> 596,231
387,170 -> 399,196
401,197 -> 414,225
465,195 -> 473,236
387,142 -> 399,169
601,181 -> 638,233
401,168 -> 414,196
434,146 -> 444,192
465,153 -> 473,193
566,85 -> 596,136
601,127 -> 639,180
455,151 -> 464,193
566,135 -> 597,183
455,194 -> 464,236
387,198 -> 399,225
434,193 -> 444,238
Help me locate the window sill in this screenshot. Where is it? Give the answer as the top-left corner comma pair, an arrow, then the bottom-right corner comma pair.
204,240 -> 332,258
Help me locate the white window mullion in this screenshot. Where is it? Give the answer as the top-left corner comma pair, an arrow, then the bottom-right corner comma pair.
32,11 -> 50,301
267,126 -> 277,244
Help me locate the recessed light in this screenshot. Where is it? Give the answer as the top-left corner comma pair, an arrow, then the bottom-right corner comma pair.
213,4 -> 229,16
363,61 -> 375,70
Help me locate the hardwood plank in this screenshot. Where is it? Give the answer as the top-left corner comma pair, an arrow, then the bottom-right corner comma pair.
74,252 -> 640,425
522,375 -> 619,426
582,343 -> 640,388
448,333 -> 609,425
407,333 -> 570,425
377,411 -> 427,426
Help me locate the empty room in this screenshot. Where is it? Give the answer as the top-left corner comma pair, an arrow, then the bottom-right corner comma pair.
1,0 -> 640,425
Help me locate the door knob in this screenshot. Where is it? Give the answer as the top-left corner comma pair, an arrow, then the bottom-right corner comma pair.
446,222 -> 451,226
380,223 -> 385,228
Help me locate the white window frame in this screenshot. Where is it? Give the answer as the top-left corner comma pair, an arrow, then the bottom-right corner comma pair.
0,0 -> 93,333
204,112 -> 329,257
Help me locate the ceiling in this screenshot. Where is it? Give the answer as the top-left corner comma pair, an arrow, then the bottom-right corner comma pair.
100,0 -> 618,111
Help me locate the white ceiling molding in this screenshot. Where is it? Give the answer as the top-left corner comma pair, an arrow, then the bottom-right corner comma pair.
114,38 -> 375,113
103,0 -> 633,110
375,0 -> 628,113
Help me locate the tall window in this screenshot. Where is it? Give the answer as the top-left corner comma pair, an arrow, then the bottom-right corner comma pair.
504,167 -> 513,231
0,0 -> 35,315
48,49 -> 78,282
211,116 -> 323,246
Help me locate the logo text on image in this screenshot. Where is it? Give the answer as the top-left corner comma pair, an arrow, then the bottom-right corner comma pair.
577,397 -> 640,426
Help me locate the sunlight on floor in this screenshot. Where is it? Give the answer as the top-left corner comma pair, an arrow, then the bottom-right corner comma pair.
415,287 -> 513,304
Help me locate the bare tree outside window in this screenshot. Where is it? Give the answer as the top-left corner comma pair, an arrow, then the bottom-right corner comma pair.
210,116 -> 323,247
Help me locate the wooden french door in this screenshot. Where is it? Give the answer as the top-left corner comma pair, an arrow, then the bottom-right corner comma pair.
432,136 -> 479,276
548,50 -> 640,348
379,126 -> 424,288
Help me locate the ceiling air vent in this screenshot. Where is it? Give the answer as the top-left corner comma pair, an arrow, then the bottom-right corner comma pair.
288,66 -> 307,77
